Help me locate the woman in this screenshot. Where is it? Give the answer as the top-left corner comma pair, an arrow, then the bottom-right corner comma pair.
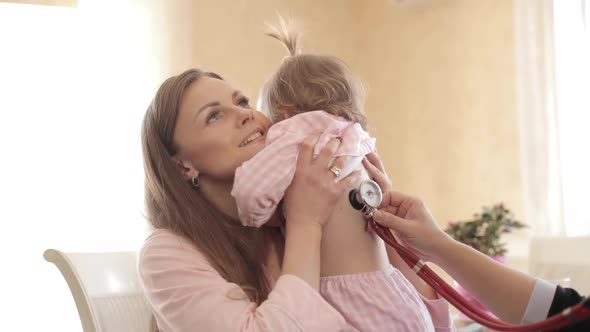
139,68 -> 361,331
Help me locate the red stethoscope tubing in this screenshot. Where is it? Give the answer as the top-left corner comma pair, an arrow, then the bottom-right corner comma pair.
369,219 -> 590,331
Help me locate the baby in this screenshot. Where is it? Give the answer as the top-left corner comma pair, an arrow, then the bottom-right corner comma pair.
231,19 -> 455,332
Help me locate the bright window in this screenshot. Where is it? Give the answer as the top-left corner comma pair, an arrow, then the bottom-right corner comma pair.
0,2 -> 159,330
553,0 -> 590,236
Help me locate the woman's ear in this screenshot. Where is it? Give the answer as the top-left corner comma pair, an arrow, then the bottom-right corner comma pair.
171,156 -> 199,181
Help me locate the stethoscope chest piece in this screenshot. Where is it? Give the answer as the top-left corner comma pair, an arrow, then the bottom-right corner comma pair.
349,180 -> 383,219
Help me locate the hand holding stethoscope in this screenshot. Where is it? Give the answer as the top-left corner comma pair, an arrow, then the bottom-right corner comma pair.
353,152 -> 590,331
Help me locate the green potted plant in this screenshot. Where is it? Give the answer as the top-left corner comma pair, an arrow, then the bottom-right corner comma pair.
445,203 -> 527,319
445,203 -> 527,261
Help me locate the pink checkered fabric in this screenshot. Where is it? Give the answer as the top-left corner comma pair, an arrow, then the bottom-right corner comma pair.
320,265 -> 456,332
232,111 -> 375,227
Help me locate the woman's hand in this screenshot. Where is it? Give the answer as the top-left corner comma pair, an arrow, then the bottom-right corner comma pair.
283,134 -> 360,230
372,190 -> 452,263
281,134 -> 360,290
362,152 -> 450,261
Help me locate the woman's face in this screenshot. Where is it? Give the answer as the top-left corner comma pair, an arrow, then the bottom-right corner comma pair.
173,76 -> 271,181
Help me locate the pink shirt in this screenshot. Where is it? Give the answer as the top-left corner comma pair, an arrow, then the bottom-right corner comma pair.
138,229 -> 350,332
232,111 -> 376,227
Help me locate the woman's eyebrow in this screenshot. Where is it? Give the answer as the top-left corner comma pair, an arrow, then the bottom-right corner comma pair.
193,91 -> 242,121
194,101 -> 219,121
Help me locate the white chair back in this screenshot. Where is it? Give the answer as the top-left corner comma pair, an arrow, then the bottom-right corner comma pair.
44,249 -> 152,332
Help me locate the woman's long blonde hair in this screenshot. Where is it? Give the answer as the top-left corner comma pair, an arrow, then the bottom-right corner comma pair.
141,69 -> 273,309
259,17 -> 368,129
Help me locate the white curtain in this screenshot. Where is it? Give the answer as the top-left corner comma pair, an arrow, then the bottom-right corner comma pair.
514,0 -> 565,236
514,0 -> 590,237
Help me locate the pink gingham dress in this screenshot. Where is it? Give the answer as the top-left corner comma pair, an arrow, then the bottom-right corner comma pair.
320,265 -> 455,331
232,110 -> 375,227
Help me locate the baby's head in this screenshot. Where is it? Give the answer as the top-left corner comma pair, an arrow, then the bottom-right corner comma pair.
259,19 -> 368,129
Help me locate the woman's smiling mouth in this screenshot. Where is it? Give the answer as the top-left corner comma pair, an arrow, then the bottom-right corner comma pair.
239,130 -> 264,147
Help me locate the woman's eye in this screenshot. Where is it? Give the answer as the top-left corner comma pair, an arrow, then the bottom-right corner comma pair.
238,97 -> 250,108
206,110 -> 222,124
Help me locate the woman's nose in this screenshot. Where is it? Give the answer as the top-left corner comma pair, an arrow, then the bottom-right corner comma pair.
236,108 -> 254,127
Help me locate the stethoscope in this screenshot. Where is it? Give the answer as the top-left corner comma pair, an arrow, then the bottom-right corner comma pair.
348,180 -> 383,219
349,179 -> 590,331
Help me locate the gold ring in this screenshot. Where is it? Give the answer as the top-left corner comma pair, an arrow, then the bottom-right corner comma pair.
329,165 -> 341,178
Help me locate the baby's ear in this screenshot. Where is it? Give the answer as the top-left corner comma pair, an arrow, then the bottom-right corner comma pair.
171,155 -> 199,181
276,108 -> 291,121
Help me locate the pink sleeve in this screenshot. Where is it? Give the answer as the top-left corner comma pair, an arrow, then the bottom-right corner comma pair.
138,230 -> 348,332
419,293 -> 457,332
232,131 -> 301,227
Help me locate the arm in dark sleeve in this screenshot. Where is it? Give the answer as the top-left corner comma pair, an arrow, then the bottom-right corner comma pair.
548,286 -> 589,332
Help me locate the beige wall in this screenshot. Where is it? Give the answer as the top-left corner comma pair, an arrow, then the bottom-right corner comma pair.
159,0 -> 362,103
357,0 -> 524,228
160,0 -> 523,230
